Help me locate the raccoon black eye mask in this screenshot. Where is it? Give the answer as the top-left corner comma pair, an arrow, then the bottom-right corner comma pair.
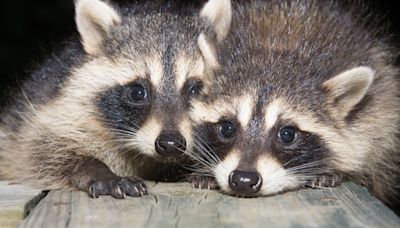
189,0 -> 400,213
191,97 -> 336,196
0,0 -> 222,199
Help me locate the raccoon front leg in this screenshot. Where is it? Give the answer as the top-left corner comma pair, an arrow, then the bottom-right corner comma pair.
69,156 -> 148,199
32,151 -> 148,199
188,175 -> 219,190
307,173 -> 343,188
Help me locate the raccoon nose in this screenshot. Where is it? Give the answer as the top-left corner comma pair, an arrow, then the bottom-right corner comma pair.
229,170 -> 262,195
155,131 -> 186,157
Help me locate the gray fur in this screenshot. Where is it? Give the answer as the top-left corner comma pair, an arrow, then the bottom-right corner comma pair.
192,0 -> 400,210
0,0 -> 209,197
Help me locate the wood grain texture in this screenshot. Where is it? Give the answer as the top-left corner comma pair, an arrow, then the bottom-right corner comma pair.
20,182 -> 400,228
0,181 -> 41,228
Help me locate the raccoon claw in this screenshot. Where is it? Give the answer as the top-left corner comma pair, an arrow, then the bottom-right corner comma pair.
307,173 -> 343,189
118,177 -> 148,197
88,180 -> 124,199
189,175 -> 219,190
87,177 -> 148,199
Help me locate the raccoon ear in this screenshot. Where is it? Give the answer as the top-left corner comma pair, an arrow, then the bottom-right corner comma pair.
75,0 -> 121,55
200,0 -> 232,42
198,0 -> 232,70
197,33 -> 219,70
322,66 -> 374,119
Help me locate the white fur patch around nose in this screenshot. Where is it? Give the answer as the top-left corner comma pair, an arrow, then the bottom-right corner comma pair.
257,156 -> 301,195
178,117 -> 193,155
132,117 -> 162,157
214,151 -> 240,192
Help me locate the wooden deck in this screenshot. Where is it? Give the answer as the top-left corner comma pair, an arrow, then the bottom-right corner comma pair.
0,182 -> 41,228
4,181 -> 396,227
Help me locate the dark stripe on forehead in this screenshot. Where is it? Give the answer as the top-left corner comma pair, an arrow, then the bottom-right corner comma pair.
162,43 -> 176,84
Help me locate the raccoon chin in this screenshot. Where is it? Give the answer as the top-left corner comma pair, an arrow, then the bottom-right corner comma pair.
157,154 -> 190,164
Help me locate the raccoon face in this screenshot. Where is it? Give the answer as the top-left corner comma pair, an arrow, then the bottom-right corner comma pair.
191,66 -> 374,196
191,95 -> 330,196
88,0 -> 232,162
94,54 -> 205,161
187,0 -> 382,197
71,0 -> 213,161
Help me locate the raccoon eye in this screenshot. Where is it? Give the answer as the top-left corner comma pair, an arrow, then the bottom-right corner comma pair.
187,81 -> 203,97
130,84 -> 148,102
278,126 -> 297,144
219,121 -> 236,139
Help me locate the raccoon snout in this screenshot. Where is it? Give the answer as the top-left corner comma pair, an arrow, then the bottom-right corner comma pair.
155,131 -> 186,157
229,170 -> 262,195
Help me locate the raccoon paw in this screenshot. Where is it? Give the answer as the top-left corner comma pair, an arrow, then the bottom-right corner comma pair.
88,177 -> 148,199
307,173 -> 343,189
188,175 -> 219,190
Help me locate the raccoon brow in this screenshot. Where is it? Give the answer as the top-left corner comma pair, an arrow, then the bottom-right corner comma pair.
181,78 -> 203,92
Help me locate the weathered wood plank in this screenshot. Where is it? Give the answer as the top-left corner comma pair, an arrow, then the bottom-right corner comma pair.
0,181 -> 41,228
21,182 -> 400,228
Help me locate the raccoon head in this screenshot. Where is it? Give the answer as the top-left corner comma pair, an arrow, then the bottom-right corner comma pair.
190,0 -> 378,196
191,66 -> 374,196
71,0 -> 220,162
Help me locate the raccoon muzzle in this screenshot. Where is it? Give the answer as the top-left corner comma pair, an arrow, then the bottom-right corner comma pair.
155,131 -> 187,157
228,170 -> 263,195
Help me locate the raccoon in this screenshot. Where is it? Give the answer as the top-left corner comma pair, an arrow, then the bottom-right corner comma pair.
0,0 -> 227,199
190,0 -> 400,210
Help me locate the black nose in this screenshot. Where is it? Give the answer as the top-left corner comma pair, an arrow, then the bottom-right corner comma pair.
229,170 -> 262,195
155,131 -> 186,157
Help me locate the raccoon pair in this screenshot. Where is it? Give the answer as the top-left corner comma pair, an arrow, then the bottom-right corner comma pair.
0,0 -> 399,211
190,0 -> 400,211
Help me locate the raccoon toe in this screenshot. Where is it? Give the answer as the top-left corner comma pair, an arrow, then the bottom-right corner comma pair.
189,175 -> 219,190
87,177 -> 148,199
88,180 -> 125,199
118,177 -> 149,197
308,173 -> 343,188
